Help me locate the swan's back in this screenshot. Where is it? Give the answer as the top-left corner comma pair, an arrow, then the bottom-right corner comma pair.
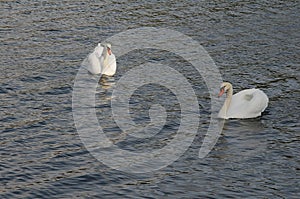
87,45 -> 104,74
227,88 -> 269,119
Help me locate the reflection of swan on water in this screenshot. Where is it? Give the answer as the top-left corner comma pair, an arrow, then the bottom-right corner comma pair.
99,75 -> 115,90
218,82 -> 269,119
216,118 -> 267,160
96,75 -> 116,102
86,43 -> 117,76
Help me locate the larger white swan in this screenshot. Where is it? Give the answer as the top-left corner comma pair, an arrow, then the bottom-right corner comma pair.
218,82 -> 269,119
87,43 -> 117,76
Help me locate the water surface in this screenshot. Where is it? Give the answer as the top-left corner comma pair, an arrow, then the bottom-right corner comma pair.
1,0 -> 299,198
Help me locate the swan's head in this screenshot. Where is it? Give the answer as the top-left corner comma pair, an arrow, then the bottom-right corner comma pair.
218,82 -> 232,97
106,43 -> 112,55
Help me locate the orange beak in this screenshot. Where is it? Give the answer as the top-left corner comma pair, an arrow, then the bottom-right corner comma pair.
218,88 -> 225,97
107,48 -> 112,55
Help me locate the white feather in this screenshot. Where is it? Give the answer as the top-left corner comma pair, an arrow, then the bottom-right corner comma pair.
218,83 -> 269,119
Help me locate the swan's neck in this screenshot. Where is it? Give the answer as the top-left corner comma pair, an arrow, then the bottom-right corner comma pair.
103,51 -> 109,68
225,89 -> 233,111
220,87 -> 233,118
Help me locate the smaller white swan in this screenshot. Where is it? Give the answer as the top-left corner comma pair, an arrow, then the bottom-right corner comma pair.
218,82 -> 269,119
87,43 -> 117,76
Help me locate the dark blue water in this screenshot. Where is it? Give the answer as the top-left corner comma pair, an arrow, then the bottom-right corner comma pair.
1,1 -> 299,198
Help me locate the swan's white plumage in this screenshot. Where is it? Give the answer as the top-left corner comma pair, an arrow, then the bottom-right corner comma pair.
101,53 -> 117,76
218,83 -> 269,119
86,43 -> 117,76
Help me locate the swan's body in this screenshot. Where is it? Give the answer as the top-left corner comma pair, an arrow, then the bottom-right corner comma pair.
87,43 -> 117,76
218,82 -> 269,119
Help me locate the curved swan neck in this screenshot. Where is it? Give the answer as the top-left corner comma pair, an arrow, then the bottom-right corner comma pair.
103,50 -> 110,68
224,87 -> 233,113
218,82 -> 233,119
219,84 -> 233,118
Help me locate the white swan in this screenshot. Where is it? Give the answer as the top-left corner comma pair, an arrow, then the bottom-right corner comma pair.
87,43 -> 117,76
218,82 -> 269,119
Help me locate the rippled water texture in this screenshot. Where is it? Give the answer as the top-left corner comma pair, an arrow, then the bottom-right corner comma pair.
1,1 -> 299,198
